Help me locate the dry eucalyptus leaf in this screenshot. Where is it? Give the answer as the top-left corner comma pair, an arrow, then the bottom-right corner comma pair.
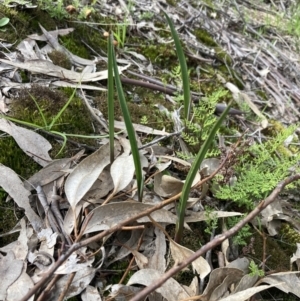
28,27 -> 74,41
127,269 -> 190,301
154,173 -> 182,197
202,267 -> 244,300
110,153 -> 135,195
0,164 -> 43,233
81,285 -> 102,301
225,82 -> 268,128
83,170 -> 114,200
233,274 -> 259,294
65,142 -> 119,209
291,243 -> 300,270
25,157 -> 74,190
219,284 -> 280,301
13,218 -> 29,260
55,253 -> 94,274
6,268 -> 34,301
83,201 -> 178,234
0,119 -> 52,166
49,267 -> 96,301
169,238 -> 211,279
0,58 -> 130,83
132,250 -> 148,269
108,284 -> 142,301
261,271 -> 300,297
0,251 -> 23,300
146,227 -> 166,273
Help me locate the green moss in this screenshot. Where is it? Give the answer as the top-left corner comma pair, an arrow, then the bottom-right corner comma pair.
48,50 -> 72,69
94,87 -> 174,142
166,0 -> 179,6
0,190 -> 20,247
280,223 -> 300,245
60,32 -> 90,58
251,232 -> 292,272
138,43 -> 177,68
194,28 -> 218,47
10,85 -> 96,158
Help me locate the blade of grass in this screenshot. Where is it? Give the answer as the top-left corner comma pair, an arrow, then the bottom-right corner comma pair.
165,13 -> 191,120
0,115 -> 44,130
51,131 -> 67,157
48,87 -> 77,130
28,93 -> 48,129
107,34 -> 115,163
174,102 -> 232,243
111,33 -> 144,201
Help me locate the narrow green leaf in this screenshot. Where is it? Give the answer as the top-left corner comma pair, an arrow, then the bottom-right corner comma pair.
0,115 -> 44,130
28,93 -> 48,129
111,33 -> 144,201
51,131 -> 67,157
49,87 -> 77,130
175,102 -> 232,243
107,34 -> 115,163
165,13 -> 191,120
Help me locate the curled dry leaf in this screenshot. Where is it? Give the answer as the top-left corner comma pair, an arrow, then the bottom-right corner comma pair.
169,238 -> 211,279
154,172 -> 200,198
0,119 -> 52,166
6,269 -> 34,301
83,201 -> 178,234
225,82 -> 268,128
291,243 -> 300,270
55,253 -> 94,274
0,251 -> 23,301
0,164 -> 44,233
0,58 -> 130,83
108,284 -> 142,300
48,267 -> 96,301
127,269 -> 190,301
202,267 -> 244,300
219,284 -> 280,301
261,271 -> 300,297
146,227 -> 166,273
81,285 -> 101,301
65,142 -> 120,209
25,157 -> 75,190
110,153 -> 135,196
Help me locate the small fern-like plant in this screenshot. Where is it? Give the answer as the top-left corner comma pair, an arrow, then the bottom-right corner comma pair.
215,124 -> 300,209
180,88 -> 229,157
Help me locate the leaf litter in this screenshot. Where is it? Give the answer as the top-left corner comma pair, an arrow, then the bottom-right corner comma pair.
1,0 -> 300,300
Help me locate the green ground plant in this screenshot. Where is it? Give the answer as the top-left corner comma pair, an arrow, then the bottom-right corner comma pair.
181,88 -> 228,158
249,260 -> 264,277
113,22 -> 128,48
37,0 -> 95,20
0,16 -> 9,31
227,216 -> 253,246
1,88 -> 109,157
204,206 -> 218,235
215,124 -> 300,209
